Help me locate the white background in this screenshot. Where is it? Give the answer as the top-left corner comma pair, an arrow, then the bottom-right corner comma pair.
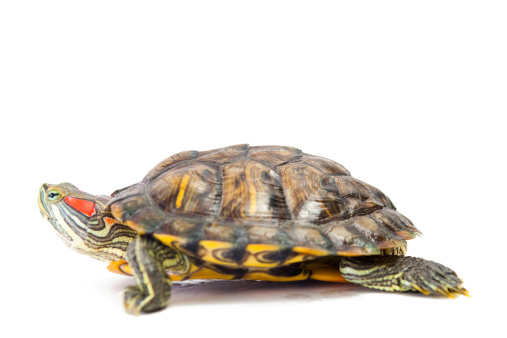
1,1 -> 505,337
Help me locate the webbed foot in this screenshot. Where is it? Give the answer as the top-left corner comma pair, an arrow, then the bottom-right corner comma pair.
340,256 -> 469,297
123,235 -> 179,315
123,286 -> 157,315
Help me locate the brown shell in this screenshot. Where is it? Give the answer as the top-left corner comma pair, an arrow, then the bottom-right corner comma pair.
109,144 -> 421,266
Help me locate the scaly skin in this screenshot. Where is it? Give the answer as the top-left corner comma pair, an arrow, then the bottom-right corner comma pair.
124,235 -> 189,315
340,256 -> 469,297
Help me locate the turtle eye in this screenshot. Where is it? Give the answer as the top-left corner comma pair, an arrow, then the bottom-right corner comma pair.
47,190 -> 60,201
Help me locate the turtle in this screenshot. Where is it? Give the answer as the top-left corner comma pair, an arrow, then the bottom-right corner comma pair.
38,144 -> 468,315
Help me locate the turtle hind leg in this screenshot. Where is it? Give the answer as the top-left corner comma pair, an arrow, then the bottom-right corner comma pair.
124,235 -> 189,315
340,256 -> 469,297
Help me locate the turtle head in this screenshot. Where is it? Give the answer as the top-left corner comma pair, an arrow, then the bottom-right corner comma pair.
38,183 -> 136,262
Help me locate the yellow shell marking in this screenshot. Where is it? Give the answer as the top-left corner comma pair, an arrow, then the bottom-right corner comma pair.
198,240 -> 236,265
242,243 -> 284,267
176,173 -> 191,209
243,271 -> 310,282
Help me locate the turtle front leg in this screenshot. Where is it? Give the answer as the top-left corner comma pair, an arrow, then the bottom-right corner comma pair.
340,256 -> 469,297
124,235 -> 189,315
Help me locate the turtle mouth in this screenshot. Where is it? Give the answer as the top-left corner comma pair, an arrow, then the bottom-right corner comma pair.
39,208 -> 54,220
40,210 -> 56,222
43,212 -> 74,242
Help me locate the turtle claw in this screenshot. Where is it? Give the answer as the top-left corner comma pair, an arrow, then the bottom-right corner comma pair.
461,289 -> 471,297
400,258 -> 468,298
410,284 -> 430,295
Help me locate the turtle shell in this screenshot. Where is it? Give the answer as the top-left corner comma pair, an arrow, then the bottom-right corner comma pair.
109,144 -> 421,268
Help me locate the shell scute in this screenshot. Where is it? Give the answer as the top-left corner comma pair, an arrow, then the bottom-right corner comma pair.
369,208 -> 421,239
157,218 -> 206,246
325,176 -> 392,216
244,225 -> 292,247
323,220 -> 382,256
286,225 -> 336,252
350,215 -> 397,244
219,160 -> 288,223
149,162 -> 221,217
278,162 -> 344,223
302,153 -> 351,176
248,145 -> 302,166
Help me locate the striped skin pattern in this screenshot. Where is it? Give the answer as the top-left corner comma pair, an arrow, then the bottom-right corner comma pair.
340,256 -> 469,297
39,183 -> 137,262
123,236 -> 183,315
109,144 -> 421,270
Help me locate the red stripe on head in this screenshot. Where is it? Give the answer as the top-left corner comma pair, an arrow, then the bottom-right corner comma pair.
64,196 -> 96,217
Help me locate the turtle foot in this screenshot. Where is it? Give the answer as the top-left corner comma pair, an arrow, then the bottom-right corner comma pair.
123,286 -> 165,315
340,256 -> 469,297
398,257 -> 470,298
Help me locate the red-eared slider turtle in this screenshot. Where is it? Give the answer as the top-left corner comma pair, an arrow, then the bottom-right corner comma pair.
38,144 -> 468,315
